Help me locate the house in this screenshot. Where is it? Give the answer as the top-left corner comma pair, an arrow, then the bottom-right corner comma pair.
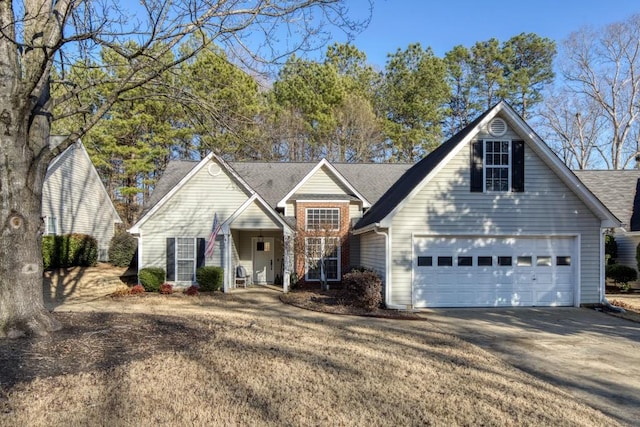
42,138 -> 123,261
573,170 -> 640,274
129,101 -> 619,308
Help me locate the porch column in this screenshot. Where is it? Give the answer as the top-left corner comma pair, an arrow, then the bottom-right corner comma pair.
283,232 -> 294,293
223,225 -> 231,293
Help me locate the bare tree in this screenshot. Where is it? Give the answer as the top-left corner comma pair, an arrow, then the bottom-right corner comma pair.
0,0 -> 369,338
558,14 -> 640,169
293,223 -> 342,291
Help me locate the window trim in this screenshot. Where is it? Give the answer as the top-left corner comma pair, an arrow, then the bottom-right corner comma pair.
305,208 -> 340,231
304,236 -> 341,281
44,216 -> 58,235
483,139 -> 512,192
175,237 -> 197,283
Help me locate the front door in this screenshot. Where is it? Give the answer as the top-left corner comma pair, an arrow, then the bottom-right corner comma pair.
252,237 -> 274,284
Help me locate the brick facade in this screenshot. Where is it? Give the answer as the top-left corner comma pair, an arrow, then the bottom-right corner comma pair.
294,202 -> 351,287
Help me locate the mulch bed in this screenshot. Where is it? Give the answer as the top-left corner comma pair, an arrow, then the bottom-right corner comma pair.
280,289 -> 425,320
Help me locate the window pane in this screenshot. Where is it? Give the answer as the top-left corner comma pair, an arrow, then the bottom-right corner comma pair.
498,256 -> 512,266
307,208 -> 340,230
478,256 -> 493,266
437,256 -> 453,266
557,256 -> 571,266
417,256 -> 432,267
458,256 -> 472,266
517,256 -> 532,266
177,260 -> 194,282
537,256 -> 552,266
325,260 -> 338,280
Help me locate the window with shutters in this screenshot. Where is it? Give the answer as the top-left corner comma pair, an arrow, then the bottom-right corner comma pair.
484,140 -> 511,192
176,237 -> 196,282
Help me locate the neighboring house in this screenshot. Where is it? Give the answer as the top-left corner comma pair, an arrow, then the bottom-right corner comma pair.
573,170 -> 640,274
129,101 -> 619,308
42,138 -> 123,261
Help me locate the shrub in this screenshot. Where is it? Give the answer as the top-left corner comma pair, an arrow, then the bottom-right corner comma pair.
160,283 -> 174,295
606,263 -> 637,291
196,266 -> 224,291
111,286 -> 131,297
42,233 -> 98,269
130,284 -> 145,295
108,232 -> 137,267
138,267 -> 165,292
605,234 -> 617,264
342,269 -> 383,311
184,285 -> 199,296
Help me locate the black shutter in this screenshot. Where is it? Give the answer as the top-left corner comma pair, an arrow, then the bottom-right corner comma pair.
196,238 -> 205,268
512,140 -> 525,192
470,141 -> 484,192
166,238 -> 175,281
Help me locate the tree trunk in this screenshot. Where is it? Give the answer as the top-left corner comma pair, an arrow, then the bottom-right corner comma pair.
0,108 -> 62,338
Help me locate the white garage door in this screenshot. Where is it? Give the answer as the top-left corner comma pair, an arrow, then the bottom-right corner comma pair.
413,236 -> 576,308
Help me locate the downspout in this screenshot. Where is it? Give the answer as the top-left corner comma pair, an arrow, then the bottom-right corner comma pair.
373,225 -> 394,309
600,229 -> 625,313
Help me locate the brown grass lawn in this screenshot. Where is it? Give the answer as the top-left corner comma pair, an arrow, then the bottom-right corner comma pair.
0,271 -> 623,426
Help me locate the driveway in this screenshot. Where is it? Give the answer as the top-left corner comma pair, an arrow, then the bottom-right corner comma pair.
424,307 -> 640,426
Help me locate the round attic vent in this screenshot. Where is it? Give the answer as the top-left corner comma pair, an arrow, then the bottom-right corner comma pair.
489,117 -> 507,137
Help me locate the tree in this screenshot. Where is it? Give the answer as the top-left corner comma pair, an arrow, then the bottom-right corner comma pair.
557,15 -> 640,169
0,0 -> 368,338
380,43 -> 449,162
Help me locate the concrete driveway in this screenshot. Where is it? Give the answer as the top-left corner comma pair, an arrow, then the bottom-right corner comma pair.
424,307 -> 640,426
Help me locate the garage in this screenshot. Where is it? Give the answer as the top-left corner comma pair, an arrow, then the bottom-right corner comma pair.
413,236 -> 576,308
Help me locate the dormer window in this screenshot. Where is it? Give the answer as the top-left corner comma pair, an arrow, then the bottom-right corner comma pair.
471,140 -> 525,193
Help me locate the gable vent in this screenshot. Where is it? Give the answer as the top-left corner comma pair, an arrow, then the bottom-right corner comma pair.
488,117 -> 507,137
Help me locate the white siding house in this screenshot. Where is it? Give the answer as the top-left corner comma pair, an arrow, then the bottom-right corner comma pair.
42,139 -> 122,261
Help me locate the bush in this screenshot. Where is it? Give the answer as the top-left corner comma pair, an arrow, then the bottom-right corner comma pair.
196,266 -> 224,292
184,285 -> 199,296
605,234 -> 617,264
160,283 -> 173,295
108,231 -> 137,267
130,284 -> 145,295
138,267 -> 165,292
111,286 -> 131,297
606,263 -> 637,291
42,233 -> 98,269
342,268 -> 383,311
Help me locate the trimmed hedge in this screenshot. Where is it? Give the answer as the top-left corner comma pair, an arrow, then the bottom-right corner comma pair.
196,266 -> 224,292
139,267 -> 166,292
343,268 -> 383,311
42,233 -> 98,269
108,231 -> 137,267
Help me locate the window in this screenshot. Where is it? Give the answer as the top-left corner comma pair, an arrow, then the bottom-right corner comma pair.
45,216 -> 58,235
306,208 -> 340,231
484,140 -> 510,192
557,256 -> 571,266
437,256 -> 453,266
517,256 -> 532,267
417,256 -> 432,267
478,256 -> 493,266
498,256 -> 512,266
537,256 -> 552,266
176,238 -> 196,282
458,256 -> 473,266
305,237 -> 340,281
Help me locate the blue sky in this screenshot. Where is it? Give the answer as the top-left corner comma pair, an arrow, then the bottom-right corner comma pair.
333,0 -> 639,69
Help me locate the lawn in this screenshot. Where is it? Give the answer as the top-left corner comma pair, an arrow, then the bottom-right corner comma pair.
0,283 -> 621,426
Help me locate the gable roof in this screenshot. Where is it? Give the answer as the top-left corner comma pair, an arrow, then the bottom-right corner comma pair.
574,170 -> 640,231
46,139 -> 122,224
354,100 -> 620,231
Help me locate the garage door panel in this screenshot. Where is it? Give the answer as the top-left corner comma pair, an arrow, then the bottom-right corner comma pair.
413,236 -> 576,308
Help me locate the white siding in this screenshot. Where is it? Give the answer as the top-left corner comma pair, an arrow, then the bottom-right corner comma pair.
360,231 -> 386,281
233,202 -> 282,230
349,202 -> 362,219
390,124 -> 602,306
42,142 -> 121,261
298,166 -> 351,195
139,159 -> 250,270
615,230 -> 640,272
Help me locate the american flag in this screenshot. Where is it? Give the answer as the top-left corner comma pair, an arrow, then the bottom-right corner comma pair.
205,213 -> 220,258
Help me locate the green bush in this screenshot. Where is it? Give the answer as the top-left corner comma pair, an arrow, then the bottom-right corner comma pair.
196,266 -> 224,292
138,267 -> 166,292
605,234 -> 617,264
342,268 -> 383,311
42,233 -> 98,269
108,231 -> 137,267
606,263 -> 637,291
